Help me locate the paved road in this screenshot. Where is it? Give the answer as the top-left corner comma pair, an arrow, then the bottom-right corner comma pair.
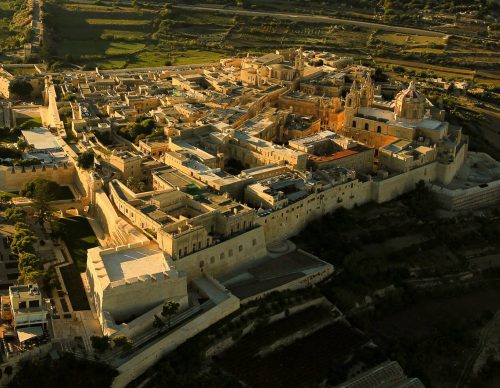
173,4 -> 446,37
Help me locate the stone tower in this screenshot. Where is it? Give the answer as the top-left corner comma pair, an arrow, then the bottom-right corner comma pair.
359,74 -> 374,107
344,81 -> 360,126
394,81 -> 426,121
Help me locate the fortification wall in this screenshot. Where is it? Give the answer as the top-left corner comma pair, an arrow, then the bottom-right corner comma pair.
94,189 -> 149,246
174,227 -> 268,280
436,142 -> 467,185
256,178 -> 372,243
372,163 -> 438,203
112,294 -> 240,388
0,163 -> 75,192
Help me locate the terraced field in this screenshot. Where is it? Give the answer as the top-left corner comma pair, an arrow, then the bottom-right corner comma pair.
0,0 -> 21,52
42,0 -> 500,83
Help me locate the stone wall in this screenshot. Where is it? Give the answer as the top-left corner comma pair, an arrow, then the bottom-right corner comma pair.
431,179 -> 500,210
372,163 -> 437,203
174,226 -> 268,279
94,189 -> 149,246
436,142 -> 467,185
0,164 -> 75,192
112,294 -> 240,388
256,178 -> 373,243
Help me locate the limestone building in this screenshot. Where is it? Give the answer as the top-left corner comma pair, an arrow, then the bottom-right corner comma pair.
86,242 -> 188,328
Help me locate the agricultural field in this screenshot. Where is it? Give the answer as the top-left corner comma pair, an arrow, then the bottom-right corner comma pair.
0,0 -> 24,53
43,2 -> 381,68
41,1 -> 500,86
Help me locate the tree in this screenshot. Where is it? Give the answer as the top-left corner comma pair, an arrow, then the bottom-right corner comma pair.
18,266 -> 42,285
9,79 -> 33,99
32,189 -> 54,225
90,335 -> 110,353
0,193 -> 12,205
20,179 -> 59,225
161,301 -> 180,328
153,314 -> 165,330
16,139 -> 29,151
112,335 -> 132,352
77,151 -> 94,170
126,177 -> 145,193
18,252 -> 40,269
10,229 -> 36,254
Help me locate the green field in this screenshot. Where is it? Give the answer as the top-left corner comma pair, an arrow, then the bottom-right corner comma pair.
43,2 -> 375,68
0,0 -> 19,51
56,216 -> 98,272
41,1 -> 500,77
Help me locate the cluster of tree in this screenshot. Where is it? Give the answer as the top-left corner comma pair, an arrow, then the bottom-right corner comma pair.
20,178 -> 60,224
0,126 -> 21,140
145,334 -> 240,388
0,146 -> 22,160
117,118 -> 157,143
4,206 -> 26,223
91,129 -> 112,146
77,151 -> 94,170
7,354 -> 117,388
151,3 -> 174,40
126,176 -> 146,193
11,222 -> 41,284
401,180 -> 437,221
90,334 -> 133,355
8,78 -> 33,99
153,301 -> 180,330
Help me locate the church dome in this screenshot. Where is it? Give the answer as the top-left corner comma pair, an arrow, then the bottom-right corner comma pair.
394,81 -> 426,121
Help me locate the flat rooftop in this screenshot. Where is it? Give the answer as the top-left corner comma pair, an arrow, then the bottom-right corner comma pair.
21,128 -> 61,151
442,152 -> 500,190
102,246 -> 169,282
223,250 -> 332,300
153,166 -> 206,191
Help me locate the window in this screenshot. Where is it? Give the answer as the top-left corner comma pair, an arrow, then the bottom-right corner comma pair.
229,249 -> 233,257
377,125 -> 381,133
178,249 -> 182,258
19,301 -> 26,309
198,242 -> 201,249
220,253 -> 225,260
193,244 -> 196,252
239,245 -> 243,252
252,239 -> 257,246
210,256 -> 215,264
352,120 -> 356,128
364,123 -> 369,130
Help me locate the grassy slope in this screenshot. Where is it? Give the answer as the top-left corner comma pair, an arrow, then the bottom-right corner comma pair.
57,216 -> 98,272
